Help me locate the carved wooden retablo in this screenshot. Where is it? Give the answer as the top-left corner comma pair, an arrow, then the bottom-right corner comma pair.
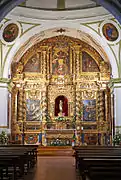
11,35 -> 111,145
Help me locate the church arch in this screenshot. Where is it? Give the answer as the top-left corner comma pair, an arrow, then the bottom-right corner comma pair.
3,27 -> 118,79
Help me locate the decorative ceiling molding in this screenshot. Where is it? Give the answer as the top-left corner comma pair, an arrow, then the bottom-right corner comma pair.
94,0 -> 121,24
7,6 -> 110,21
0,0 -> 121,24
0,0 -> 24,22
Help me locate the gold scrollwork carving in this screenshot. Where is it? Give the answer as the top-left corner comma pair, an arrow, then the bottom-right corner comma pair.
82,90 -> 96,99
27,90 -> 40,99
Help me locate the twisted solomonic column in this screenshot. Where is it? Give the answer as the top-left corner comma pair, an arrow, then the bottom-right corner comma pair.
75,91 -> 81,122
17,89 -> 24,121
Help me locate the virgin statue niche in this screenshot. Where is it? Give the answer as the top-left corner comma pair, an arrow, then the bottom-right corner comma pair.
55,96 -> 68,117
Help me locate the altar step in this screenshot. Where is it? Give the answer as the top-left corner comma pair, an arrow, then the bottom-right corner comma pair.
37,146 -> 73,156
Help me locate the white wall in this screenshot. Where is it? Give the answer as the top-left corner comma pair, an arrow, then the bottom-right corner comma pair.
0,5 -> 120,132
0,83 -> 10,133
114,86 -> 121,127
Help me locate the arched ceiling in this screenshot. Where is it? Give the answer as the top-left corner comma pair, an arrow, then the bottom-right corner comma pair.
93,0 -> 121,24
0,0 -> 121,22
0,0 -> 25,22
20,0 -> 99,10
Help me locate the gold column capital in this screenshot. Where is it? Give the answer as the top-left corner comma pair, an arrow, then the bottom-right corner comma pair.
108,78 -> 121,90
0,78 -> 14,92
0,78 -> 10,84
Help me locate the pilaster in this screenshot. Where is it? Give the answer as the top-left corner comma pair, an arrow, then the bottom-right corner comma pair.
0,78 -> 12,134
109,78 -> 121,134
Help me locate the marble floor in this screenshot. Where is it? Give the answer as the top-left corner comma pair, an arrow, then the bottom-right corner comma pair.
25,156 -> 78,180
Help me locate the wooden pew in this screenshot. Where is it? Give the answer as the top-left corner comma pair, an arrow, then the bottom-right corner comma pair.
73,146 -> 121,167
81,157 -> 121,180
0,155 -> 22,180
0,146 -> 38,165
0,145 -> 38,180
73,146 -> 121,180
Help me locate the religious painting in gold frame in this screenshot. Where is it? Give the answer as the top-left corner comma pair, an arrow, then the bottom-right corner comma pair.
82,52 -> 99,72
82,99 -> 96,122
26,99 -> 41,121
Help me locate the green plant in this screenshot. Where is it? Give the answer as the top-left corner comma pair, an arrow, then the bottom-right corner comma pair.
55,116 -> 66,121
0,131 -> 8,144
113,132 -> 121,145
72,114 -> 76,122
46,115 -> 51,122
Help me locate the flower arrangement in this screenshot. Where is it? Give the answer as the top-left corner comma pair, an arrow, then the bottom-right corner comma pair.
0,131 -> 8,144
113,132 -> 121,145
55,116 -> 66,121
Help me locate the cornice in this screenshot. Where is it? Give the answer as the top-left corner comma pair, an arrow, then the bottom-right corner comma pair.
0,78 -> 10,84
0,78 -> 14,92
109,78 -> 121,89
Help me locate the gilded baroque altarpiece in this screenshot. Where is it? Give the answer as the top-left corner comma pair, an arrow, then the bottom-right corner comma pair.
11,35 -> 111,145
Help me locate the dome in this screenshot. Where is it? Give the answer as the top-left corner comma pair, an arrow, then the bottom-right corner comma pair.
22,0 -> 98,10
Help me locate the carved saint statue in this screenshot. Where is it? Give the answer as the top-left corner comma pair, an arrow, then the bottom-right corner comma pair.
59,100 -> 63,113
